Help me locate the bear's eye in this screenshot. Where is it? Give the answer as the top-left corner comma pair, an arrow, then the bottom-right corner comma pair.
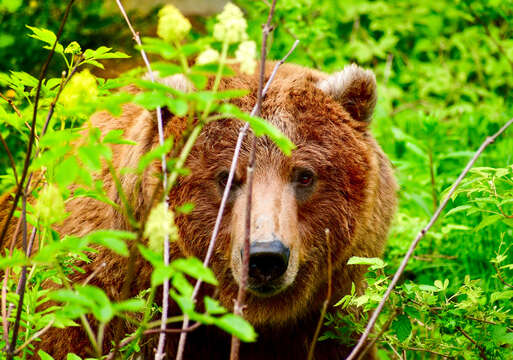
216,171 -> 241,193
293,168 -> 315,188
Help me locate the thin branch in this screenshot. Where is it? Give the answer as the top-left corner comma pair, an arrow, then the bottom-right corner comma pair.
229,1 -> 277,359
0,133 -> 19,187
144,322 -> 201,335
0,0 -> 75,249
0,93 -> 22,118
356,310 -> 399,360
82,262 -> 107,286
307,229 -> 332,360
113,2 -> 171,359
13,320 -> 55,355
456,326 -> 488,360
7,194 -> 28,360
405,347 -> 453,359
176,38 -> 299,360
345,116 -> 513,360
492,262 -> 513,289
1,215 -> 22,347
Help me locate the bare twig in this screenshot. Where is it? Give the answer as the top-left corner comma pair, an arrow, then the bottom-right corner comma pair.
0,93 -> 22,118
1,215 -> 22,348
456,326 -> 488,360
307,229 -> 332,360
356,310 -> 399,360
345,117 -> 513,360
7,195 -> 28,360
114,2 -> 171,359
144,322 -> 201,335
82,262 -> 107,286
229,1 -> 277,359
492,262 -> 513,289
175,37 -> 299,360
13,320 -> 55,355
0,133 -> 19,187
405,347 -> 454,359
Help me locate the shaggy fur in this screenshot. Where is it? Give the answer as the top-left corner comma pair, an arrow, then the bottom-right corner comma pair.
0,62 -> 396,359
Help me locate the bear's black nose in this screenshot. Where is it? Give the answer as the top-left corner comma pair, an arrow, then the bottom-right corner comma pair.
248,240 -> 290,284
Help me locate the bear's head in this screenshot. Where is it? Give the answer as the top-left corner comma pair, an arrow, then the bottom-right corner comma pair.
165,63 -> 396,327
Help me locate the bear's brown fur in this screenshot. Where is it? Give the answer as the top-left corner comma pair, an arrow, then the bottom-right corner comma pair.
0,62 -> 396,359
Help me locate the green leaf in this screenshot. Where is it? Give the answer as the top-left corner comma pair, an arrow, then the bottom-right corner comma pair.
171,257 -> 218,285
347,256 -> 386,270
218,104 -> 295,155
85,230 -> 135,257
26,25 -> 64,54
152,63 -> 182,77
137,139 -> 173,173
474,214 -> 503,232
187,74 -> 207,90
176,203 -> 195,214
392,314 -> 411,342
138,245 -> 163,267
491,290 -> 513,303
99,92 -> 134,117
76,285 -> 114,323
151,265 -> 174,288
172,272 -> 194,297
113,299 -> 145,313
204,296 -> 226,315
103,129 -> 136,145
38,350 -> 55,360
54,157 -> 79,188
446,204 -> 472,217
214,314 -> 257,342
83,46 -> 129,60
167,98 -> 188,116
191,63 -> 234,76
66,354 -> 82,360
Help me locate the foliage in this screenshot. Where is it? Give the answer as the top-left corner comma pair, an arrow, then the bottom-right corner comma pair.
238,0 -> 513,358
0,3 -> 284,358
1,0 -> 512,359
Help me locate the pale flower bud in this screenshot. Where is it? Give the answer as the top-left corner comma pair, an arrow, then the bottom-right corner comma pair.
213,3 -> 248,44
235,40 -> 257,75
144,202 -> 179,252
157,4 -> 191,43
60,69 -> 98,108
34,184 -> 68,224
196,47 -> 221,65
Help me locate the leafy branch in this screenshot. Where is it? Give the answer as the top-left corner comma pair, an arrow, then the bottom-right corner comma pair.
346,116 -> 513,360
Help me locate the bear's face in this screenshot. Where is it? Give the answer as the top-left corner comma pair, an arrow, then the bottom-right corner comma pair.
171,63 -> 392,326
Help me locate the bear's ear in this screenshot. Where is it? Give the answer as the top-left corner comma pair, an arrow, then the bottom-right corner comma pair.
316,64 -> 377,123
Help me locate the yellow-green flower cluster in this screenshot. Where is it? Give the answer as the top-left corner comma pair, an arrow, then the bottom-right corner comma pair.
235,40 -> 257,75
144,202 -> 179,252
34,184 -> 68,224
157,4 -> 191,43
196,47 -> 221,65
213,3 -> 247,44
60,69 -> 98,108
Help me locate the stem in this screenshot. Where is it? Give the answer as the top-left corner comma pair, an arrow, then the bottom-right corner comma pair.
345,116 -> 513,360
175,37 -> 299,360
307,229 -> 332,360
0,132 -> 19,187
229,1 -> 277,359
0,0 -> 76,249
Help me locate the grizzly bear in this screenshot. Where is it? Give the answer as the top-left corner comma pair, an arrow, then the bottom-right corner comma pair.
0,62 -> 396,359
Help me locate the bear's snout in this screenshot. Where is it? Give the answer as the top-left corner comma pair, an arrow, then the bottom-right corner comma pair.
247,239 -> 290,293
